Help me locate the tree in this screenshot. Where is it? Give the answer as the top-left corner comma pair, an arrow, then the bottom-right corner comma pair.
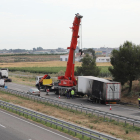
75,54 -> 101,76
109,41 -> 140,92
33,48 -> 36,51
83,48 -> 96,59
37,47 -> 43,51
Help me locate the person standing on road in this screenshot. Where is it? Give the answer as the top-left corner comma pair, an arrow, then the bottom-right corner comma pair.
66,89 -> 69,99
71,89 -> 75,99
138,93 -> 140,109
46,88 -> 49,95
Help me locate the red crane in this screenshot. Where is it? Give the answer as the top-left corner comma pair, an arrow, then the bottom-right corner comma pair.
58,13 -> 83,87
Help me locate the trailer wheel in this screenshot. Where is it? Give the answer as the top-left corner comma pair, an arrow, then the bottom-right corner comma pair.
59,89 -> 61,95
0,72 -> 1,79
55,89 -> 59,95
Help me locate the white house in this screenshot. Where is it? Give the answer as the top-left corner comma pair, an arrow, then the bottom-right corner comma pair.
96,57 -> 110,62
60,55 -> 68,61
60,53 -> 83,62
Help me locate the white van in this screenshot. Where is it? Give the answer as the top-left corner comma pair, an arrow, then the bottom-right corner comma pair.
0,79 -> 5,87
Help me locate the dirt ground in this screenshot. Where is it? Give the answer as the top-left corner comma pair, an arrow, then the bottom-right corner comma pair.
0,55 -> 60,63
121,80 -> 140,105
0,92 -> 139,140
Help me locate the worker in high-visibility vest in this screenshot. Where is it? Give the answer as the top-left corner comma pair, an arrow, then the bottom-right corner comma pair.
138,95 -> 140,109
71,89 -> 75,99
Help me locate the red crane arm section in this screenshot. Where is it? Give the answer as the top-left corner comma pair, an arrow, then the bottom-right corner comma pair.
58,13 -> 83,87
39,74 -> 49,83
65,13 -> 82,80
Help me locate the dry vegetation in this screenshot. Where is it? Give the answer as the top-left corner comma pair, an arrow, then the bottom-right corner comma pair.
0,61 -> 81,67
0,61 -> 111,68
0,55 -> 60,63
121,80 -> 140,105
0,91 -> 140,140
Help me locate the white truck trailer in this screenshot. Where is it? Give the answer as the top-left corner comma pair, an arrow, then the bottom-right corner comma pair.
76,76 -> 121,104
0,68 -> 12,82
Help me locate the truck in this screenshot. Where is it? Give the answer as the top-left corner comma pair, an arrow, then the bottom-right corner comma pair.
53,76 -> 121,104
76,76 -> 121,104
0,79 -> 5,87
52,13 -> 121,104
35,74 -> 53,91
0,68 -> 12,82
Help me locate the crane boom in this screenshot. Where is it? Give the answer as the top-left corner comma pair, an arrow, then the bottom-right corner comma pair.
58,13 -> 83,87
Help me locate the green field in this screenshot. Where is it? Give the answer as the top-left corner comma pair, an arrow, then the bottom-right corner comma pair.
6,66 -> 112,76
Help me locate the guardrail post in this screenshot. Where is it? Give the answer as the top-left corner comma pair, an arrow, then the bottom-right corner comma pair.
133,122 -> 134,127
68,125 -> 69,133
82,131 -> 84,139
51,119 -> 52,127
90,133 -> 91,140
62,123 -> 63,131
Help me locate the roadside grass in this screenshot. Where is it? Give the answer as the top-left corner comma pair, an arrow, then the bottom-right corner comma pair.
1,102 -> 97,140
0,66 -> 111,75
0,90 -> 140,140
0,61 -> 111,74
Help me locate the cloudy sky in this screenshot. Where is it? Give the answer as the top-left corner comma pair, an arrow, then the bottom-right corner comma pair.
0,0 -> 140,50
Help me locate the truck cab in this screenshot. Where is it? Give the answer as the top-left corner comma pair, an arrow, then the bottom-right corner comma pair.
35,76 -> 53,91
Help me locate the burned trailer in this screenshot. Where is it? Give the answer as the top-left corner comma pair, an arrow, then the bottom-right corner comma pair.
76,76 -> 121,104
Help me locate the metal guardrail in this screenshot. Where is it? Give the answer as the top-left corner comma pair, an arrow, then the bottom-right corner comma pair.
0,100 -> 118,140
0,87 -> 140,128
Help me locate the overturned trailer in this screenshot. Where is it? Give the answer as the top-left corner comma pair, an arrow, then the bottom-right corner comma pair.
76,76 -> 121,104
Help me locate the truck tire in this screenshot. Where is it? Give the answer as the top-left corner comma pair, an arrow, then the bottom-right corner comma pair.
55,89 -> 59,95
0,72 -> 1,79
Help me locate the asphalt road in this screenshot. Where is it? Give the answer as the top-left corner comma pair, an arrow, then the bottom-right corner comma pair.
5,82 -> 140,121
0,109 -> 77,140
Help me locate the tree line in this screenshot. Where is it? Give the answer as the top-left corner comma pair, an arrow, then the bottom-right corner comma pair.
75,41 -> 140,92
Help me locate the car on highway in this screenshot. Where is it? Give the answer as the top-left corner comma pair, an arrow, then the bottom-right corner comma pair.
27,88 -> 40,96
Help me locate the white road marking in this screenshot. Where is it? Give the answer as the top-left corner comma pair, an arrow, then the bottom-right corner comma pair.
0,124 -> 6,128
0,110 -> 73,140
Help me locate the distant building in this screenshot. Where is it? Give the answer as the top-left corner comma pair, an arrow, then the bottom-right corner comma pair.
95,51 -> 102,55
60,55 -> 68,61
96,57 -> 110,63
60,53 -> 83,62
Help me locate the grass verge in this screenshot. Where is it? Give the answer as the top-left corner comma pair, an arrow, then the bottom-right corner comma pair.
0,90 -> 140,140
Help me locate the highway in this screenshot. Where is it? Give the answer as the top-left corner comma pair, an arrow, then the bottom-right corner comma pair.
5,82 -> 140,121
0,109 -> 77,140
